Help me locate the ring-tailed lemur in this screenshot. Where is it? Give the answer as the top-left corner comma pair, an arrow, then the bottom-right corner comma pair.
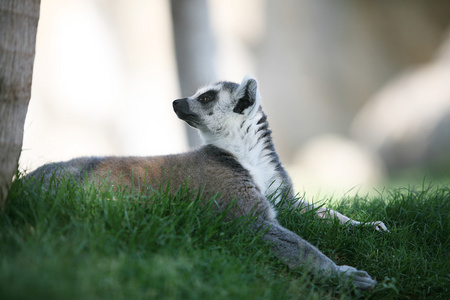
28,76 -> 388,290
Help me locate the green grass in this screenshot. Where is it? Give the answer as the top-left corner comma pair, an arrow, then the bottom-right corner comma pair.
0,176 -> 449,299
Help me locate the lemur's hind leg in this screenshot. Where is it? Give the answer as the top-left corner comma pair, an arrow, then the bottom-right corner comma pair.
252,218 -> 377,290
294,200 -> 389,232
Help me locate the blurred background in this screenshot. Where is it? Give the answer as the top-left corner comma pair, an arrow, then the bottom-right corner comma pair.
20,0 -> 450,198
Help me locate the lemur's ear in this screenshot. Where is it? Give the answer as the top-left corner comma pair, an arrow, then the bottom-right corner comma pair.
233,76 -> 260,115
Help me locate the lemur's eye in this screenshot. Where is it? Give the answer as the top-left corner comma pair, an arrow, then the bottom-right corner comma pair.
197,90 -> 217,104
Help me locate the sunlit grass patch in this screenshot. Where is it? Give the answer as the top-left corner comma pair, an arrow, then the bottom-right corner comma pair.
1,176 -> 448,299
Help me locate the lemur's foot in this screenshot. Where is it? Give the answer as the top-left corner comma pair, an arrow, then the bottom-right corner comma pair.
336,265 -> 377,290
350,220 -> 389,232
368,221 -> 389,232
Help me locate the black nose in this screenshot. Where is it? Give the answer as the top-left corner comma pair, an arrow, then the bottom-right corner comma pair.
173,98 -> 188,111
173,98 -> 183,109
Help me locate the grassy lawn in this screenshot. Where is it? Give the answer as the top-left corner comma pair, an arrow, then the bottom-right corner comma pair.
1,176 -> 449,299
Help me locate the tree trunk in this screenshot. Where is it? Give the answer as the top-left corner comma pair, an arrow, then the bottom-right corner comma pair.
170,0 -> 217,148
0,0 -> 40,209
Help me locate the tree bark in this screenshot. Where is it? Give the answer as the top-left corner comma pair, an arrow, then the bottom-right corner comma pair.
0,0 -> 40,209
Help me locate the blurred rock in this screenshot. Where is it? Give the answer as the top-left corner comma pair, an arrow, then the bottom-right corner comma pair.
351,30 -> 450,175
287,134 -> 385,197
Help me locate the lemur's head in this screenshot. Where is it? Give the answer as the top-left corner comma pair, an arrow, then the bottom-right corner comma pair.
173,76 -> 261,140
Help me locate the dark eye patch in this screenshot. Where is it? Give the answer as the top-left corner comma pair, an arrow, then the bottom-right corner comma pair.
197,90 -> 218,104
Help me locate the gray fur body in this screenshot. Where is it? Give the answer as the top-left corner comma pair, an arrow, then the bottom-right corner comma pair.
28,76 -> 388,289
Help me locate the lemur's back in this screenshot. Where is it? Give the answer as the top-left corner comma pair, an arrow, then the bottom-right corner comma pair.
28,145 -> 275,219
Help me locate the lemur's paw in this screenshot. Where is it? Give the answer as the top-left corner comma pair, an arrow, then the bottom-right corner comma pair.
350,220 -> 390,232
337,265 -> 377,290
368,221 -> 390,232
